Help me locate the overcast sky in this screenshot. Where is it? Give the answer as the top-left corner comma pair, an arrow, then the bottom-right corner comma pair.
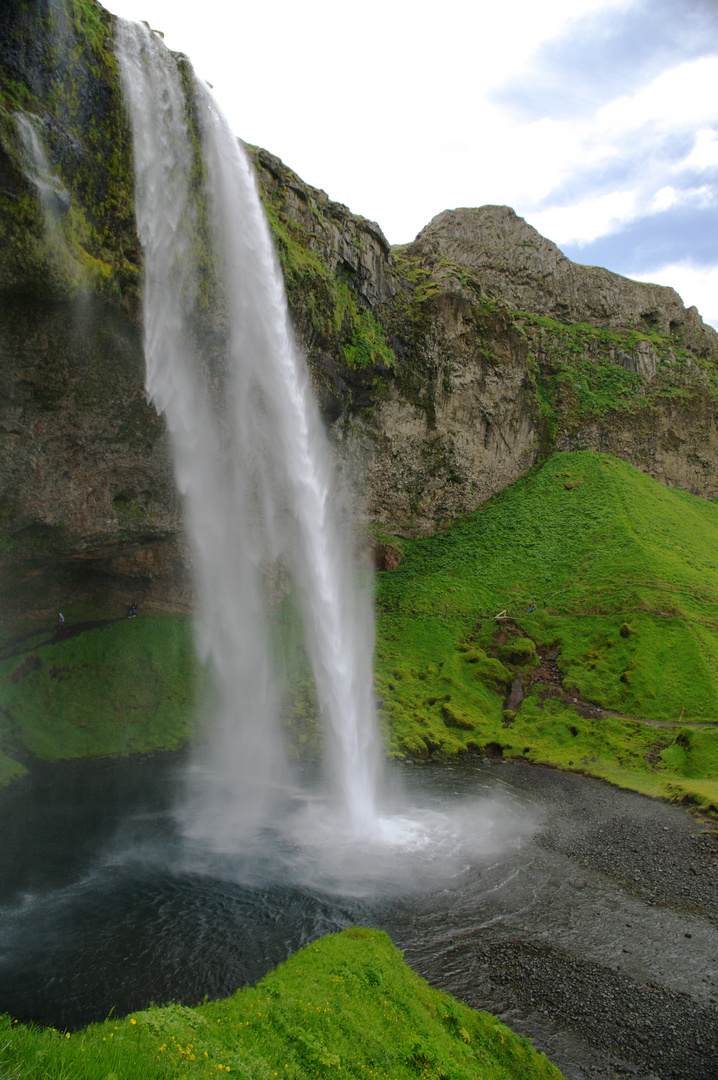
102,0 -> 718,328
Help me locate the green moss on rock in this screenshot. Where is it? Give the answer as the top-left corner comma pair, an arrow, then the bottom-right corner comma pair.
497,638 -> 537,667
0,0 -> 139,305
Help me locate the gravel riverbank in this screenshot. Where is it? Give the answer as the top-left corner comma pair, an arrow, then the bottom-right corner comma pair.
391,762 -> 718,1080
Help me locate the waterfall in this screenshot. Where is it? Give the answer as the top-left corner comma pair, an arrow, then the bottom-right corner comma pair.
16,114 -> 71,223
116,21 -> 381,842
15,113 -> 78,284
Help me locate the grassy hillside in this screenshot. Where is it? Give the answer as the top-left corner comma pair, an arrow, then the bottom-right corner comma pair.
0,928 -> 563,1080
0,614 -> 197,785
0,595 -> 329,787
375,450 -> 718,814
3,450 -> 718,815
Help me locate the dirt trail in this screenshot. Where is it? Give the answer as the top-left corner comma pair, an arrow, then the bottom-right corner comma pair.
492,618 -> 717,730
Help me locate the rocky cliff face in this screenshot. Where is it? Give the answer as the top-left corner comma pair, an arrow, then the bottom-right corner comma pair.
1,0 -> 717,628
408,207 -> 718,358
251,152 -> 718,533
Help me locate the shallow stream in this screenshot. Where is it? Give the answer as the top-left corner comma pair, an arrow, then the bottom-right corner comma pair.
1,756 -> 716,1080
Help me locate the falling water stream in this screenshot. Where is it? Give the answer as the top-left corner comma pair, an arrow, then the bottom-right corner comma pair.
16,114 -> 71,228
116,22 -> 380,842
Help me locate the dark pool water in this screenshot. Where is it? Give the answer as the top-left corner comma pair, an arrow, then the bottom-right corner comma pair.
1,755 -> 716,1080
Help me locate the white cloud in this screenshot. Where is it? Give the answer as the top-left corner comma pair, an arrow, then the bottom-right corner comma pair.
528,191 -> 639,245
99,0 -> 717,314
680,127 -> 718,171
651,186 -> 679,213
595,56 -> 718,136
645,186 -> 716,214
502,55 -> 718,263
527,181 -> 715,249
100,0 -> 636,234
522,58 -> 718,216
633,261 -> 718,329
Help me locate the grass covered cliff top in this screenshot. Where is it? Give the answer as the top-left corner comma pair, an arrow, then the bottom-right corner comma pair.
375,450 -> 718,815
0,928 -> 564,1080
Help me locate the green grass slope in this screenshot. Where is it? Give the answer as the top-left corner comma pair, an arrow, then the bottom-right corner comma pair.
3,450 -> 718,815
0,928 -> 563,1080
375,450 -> 718,814
0,615 -> 196,784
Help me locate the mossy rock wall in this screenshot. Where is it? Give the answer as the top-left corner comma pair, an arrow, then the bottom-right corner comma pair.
251,153 -> 718,534
0,0 -> 140,301
0,0 -> 185,624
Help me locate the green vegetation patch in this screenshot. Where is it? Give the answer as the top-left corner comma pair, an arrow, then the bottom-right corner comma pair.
261,199 -> 395,375
0,928 -> 563,1080
375,450 -> 718,812
0,616 -> 196,774
518,313 -> 718,451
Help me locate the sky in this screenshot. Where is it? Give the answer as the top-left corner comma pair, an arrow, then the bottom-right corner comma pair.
102,0 -> 718,328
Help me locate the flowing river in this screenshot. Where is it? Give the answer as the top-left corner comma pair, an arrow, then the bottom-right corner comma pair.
1,756 -> 716,1080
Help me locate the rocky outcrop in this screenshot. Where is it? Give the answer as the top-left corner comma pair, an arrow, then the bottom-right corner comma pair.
0,294 -> 187,618
247,146 -> 400,426
407,206 -> 718,359
250,147 -> 396,311
522,317 -> 718,497
248,160 -> 718,531
342,299 -> 538,530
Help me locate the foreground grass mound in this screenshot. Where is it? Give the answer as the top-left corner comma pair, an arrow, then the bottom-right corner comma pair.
376,450 -> 718,813
0,928 -> 563,1080
0,615 -> 196,784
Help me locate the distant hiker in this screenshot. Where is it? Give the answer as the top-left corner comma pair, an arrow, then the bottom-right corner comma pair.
58,612 -> 65,630
128,602 -> 138,619
526,601 -> 535,614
